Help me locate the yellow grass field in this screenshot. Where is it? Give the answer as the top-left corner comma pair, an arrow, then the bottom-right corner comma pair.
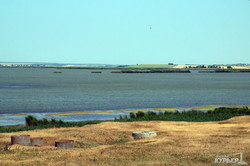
0,116 -> 249,166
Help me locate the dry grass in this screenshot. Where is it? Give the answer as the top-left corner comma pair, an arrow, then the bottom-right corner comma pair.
0,116 -> 249,166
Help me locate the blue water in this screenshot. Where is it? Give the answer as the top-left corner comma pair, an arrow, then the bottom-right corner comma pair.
0,68 -> 250,125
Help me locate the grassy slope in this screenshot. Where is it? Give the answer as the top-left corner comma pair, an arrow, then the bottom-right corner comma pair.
0,116 -> 249,166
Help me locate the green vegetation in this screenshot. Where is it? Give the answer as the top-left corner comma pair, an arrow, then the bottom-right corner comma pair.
25,115 -> 64,127
126,64 -> 176,68
115,107 -> 250,122
199,69 -> 250,73
91,71 -> 102,73
0,116 -> 103,133
111,69 -> 190,73
1,107 -> 249,133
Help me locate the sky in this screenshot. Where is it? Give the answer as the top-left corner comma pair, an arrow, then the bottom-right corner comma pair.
0,0 -> 250,65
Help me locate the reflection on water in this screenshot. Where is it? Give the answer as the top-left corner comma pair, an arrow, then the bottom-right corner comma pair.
0,84 -> 42,89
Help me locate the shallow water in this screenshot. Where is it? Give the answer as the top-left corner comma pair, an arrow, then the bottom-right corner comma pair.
0,68 -> 250,115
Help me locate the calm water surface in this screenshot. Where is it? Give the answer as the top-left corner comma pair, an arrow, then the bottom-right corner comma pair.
0,68 -> 250,114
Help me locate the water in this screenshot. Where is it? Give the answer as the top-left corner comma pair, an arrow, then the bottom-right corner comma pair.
0,68 -> 250,114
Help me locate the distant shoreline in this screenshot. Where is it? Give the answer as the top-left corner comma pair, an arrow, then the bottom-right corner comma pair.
1,62 -> 250,70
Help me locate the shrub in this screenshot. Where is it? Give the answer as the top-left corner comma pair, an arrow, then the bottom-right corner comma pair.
115,107 -> 250,122
136,111 -> 145,118
147,111 -> 157,116
25,116 -> 65,127
25,116 -> 38,126
129,112 -> 136,119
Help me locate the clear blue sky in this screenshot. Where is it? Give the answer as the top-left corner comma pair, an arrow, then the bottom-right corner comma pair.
0,0 -> 250,65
